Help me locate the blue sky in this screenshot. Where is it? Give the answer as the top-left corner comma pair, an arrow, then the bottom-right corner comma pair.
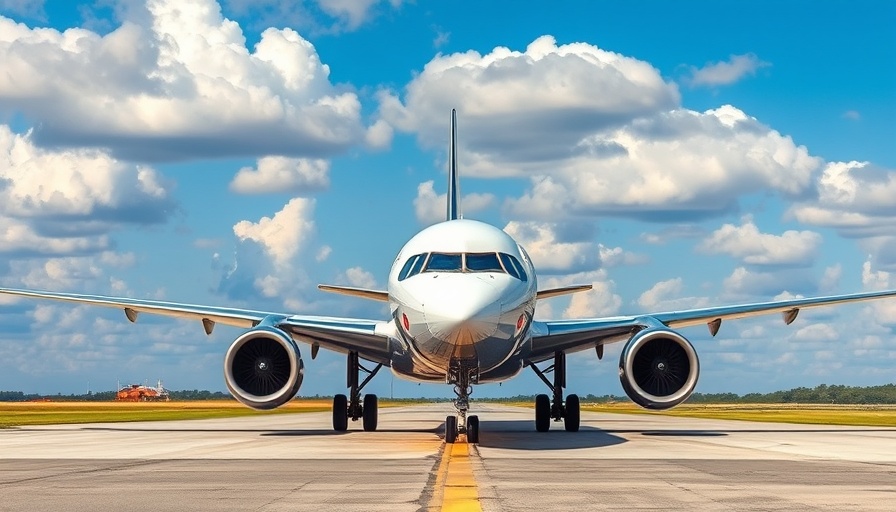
0,0 -> 894,399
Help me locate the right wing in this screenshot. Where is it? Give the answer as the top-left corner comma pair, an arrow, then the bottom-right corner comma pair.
0,287 -> 393,364
528,288 -> 896,363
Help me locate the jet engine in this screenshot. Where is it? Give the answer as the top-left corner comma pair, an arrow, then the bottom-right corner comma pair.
618,328 -> 699,410
224,326 -> 304,410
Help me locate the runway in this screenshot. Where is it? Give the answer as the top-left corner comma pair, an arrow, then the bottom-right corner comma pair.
2,403 -> 895,511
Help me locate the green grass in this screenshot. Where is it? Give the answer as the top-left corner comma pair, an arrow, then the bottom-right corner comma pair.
579,403 -> 896,427
0,400 -> 332,428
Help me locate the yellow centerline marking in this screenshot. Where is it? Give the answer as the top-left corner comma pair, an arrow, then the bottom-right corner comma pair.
440,438 -> 483,512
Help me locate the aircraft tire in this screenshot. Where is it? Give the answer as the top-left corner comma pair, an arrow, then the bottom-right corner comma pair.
445,415 -> 458,443
362,394 -> 378,431
466,415 -> 480,443
333,394 -> 348,431
535,393 -> 551,432
564,394 -> 580,432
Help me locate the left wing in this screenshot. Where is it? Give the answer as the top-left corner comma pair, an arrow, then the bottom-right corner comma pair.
0,287 -> 392,364
528,289 -> 896,362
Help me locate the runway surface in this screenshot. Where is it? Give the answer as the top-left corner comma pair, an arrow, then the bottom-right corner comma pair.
2,403 -> 895,511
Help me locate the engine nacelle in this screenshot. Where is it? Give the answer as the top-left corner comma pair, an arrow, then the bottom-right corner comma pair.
618,328 -> 699,410
224,326 -> 304,410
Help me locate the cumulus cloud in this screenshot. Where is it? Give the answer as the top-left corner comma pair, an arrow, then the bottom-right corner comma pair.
0,125 -> 173,257
685,53 -> 770,87
379,35 -> 680,165
378,36 -> 820,221
535,269 -> 622,319
0,0 -> 367,161
230,157 -> 329,194
699,217 -> 822,267
413,180 -> 495,225
233,197 -> 316,267
503,221 -> 598,273
788,161 -> 896,268
789,161 -> 896,236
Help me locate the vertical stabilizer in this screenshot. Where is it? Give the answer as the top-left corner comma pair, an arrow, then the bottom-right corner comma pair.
447,109 -> 460,220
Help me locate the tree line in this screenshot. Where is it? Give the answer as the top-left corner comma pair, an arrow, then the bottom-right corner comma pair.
2,383 -> 895,404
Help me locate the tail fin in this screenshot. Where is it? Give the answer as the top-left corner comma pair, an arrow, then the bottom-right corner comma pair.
447,109 -> 460,221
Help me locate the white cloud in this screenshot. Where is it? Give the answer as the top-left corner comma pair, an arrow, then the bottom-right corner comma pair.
637,277 -> 710,311
379,35 -> 679,160
379,37 -> 818,221
842,110 -> 861,121
413,180 -> 495,225
503,221 -> 597,273
230,157 -> 330,194
0,125 -> 172,257
0,0 -> 367,161
685,53 -> 770,87
699,217 -> 821,266
233,197 -> 316,267
339,266 -> 377,289
536,269 -> 622,319
505,105 -> 820,220
789,161 -> 896,236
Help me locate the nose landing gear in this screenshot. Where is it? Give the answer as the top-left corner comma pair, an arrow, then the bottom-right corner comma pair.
445,360 -> 480,443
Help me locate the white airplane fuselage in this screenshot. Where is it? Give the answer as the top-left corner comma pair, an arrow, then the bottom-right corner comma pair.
386,219 -> 537,383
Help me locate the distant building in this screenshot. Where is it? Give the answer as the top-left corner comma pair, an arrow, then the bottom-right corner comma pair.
115,380 -> 170,402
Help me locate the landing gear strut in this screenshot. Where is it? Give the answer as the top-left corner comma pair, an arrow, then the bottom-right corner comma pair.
527,351 -> 580,432
333,351 -> 382,432
445,359 -> 479,444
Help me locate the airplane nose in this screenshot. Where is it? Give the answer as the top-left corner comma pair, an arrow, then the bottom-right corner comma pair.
422,276 -> 504,347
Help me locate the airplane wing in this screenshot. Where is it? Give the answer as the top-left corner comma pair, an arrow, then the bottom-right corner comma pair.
0,287 -> 392,364
528,289 -> 896,363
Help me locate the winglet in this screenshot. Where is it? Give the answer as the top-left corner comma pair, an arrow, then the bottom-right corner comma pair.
447,109 -> 460,221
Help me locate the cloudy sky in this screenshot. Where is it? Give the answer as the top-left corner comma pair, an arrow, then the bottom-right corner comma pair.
0,0 -> 894,399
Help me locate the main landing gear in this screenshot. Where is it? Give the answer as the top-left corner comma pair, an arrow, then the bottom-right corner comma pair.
333,351 -> 382,432
445,360 -> 480,444
527,351 -> 580,432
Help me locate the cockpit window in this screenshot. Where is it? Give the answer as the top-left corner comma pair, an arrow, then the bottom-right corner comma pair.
424,253 -> 463,272
465,253 -> 503,272
499,253 -> 527,281
398,253 -> 428,281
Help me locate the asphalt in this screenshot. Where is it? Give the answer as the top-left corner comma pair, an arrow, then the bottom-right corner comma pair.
2,403 -> 894,511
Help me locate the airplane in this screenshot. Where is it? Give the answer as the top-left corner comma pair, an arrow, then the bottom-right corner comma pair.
2,110 -> 896,444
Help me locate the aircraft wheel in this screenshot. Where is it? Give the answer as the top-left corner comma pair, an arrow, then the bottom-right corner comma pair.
564,394 -> 580,432
466,415 -> 480,444
333,394 -> 348,431
535,393 -> 550,432
362,394 -> 378,431
445,415 -> 458,443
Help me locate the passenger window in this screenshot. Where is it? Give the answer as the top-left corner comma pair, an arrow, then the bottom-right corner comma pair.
425,253 -> 462,272
466,253 -> 503,272
499,253 -> 527,281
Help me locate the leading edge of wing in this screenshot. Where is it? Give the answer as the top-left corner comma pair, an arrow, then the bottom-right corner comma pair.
652,288 -> 896,329
530,288 -> 896,361
0,287 -> 389,361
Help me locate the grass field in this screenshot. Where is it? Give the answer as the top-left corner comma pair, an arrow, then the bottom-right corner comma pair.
578,402 -> 896,427
3,400 -> 895,429
0,400 -> 333,428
